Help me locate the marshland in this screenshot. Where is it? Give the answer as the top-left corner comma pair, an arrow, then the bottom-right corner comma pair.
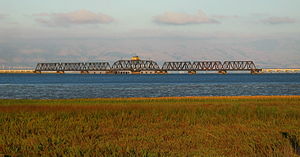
1,96 -> 300,156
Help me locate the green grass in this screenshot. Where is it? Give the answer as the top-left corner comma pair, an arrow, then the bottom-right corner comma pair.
0,96 -> 300,156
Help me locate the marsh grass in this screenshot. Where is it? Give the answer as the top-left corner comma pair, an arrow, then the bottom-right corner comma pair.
0,96 -> 300,156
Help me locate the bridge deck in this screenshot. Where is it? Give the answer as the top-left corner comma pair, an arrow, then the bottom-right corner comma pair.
0,70 -> 35,73
5,60 -> 298,74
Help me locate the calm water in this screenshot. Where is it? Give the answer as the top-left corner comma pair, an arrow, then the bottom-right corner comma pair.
0,74 -> 300,99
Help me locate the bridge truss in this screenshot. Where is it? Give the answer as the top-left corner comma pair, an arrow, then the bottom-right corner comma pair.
111,60 -> 160,73
192,61 -> 223,71
161,61 -> 260,74
222,61 -> 256,70
162,62 -> 192,71
35,62 -> 111,73
34,60 -> 261,74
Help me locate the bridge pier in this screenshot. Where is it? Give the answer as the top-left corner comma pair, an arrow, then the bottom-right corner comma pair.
80,71 -> 89,74
131,71 -> 141,74
218,70 -> 227,74
188,70 -> 196,74
157,71 -> 168,74
250,69 -> 262,74
105,71 -> 115,74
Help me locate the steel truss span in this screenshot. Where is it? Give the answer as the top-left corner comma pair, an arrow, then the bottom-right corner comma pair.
192,61 -> 223,71
161,61 -> 257,71
111,60 -> 160,72
35,62 -> 111,71
34,59 -> 261,74
162,62 -> 192,71
222,61 -> 256,70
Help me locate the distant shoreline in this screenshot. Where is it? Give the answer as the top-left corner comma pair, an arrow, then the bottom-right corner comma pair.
1,95 -> 300,101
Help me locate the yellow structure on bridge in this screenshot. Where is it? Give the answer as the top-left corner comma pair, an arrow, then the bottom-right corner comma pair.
131,56 -> 140,61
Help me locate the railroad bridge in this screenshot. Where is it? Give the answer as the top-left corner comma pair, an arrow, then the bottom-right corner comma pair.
35,62 -> 111,74
34,56 -> 262,74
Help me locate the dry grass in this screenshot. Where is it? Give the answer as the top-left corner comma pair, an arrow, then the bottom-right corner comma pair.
0,96 -> 300,156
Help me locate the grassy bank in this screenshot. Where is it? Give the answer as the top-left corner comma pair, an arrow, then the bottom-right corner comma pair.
1,96 -> 300,156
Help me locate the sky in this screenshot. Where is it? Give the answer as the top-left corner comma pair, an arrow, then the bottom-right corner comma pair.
0,0 -> 300,68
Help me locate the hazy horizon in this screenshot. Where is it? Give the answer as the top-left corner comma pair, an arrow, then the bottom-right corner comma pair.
1,0 -> 300,68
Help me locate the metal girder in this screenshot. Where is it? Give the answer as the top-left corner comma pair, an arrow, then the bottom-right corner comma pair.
35,62 -> 111,71
161,61 -> 259,72
34,60 -> 260,73
84,62 -> 111,71
162,62 -> 192,71
35,63 -> 61,71
192,61 -> 223,71
222,61 -> 256,70
111,60 -> 160,72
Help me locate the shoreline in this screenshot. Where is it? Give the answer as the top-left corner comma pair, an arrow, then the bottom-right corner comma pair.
1,95 -> 300,101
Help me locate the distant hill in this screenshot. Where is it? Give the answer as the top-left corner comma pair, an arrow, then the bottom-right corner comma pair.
1,37 -> 299,68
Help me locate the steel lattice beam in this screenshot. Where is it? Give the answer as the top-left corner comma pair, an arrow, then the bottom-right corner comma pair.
222,61 -> 256,70
35,60 -> 261,74
192,61 -> 223,71
162,62 -> 192,71
111,60 -> 160,72
35,62 -> 111,71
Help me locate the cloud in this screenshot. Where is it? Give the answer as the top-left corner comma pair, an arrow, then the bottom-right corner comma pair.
154,10 -> 219,25
212,15 -> 240,19
34,10 -> 114,27
251,13 -> 269,17
262,17 -> 296,24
